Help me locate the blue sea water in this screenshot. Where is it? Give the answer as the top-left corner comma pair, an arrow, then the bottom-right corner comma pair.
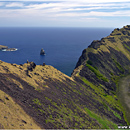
0,27 -> 113,76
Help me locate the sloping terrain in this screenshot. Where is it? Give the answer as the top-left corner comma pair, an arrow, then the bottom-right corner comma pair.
1,25 -> 130,129
72,25 -> 130,125
0,61 -> 121,129
0,90 -> 40,129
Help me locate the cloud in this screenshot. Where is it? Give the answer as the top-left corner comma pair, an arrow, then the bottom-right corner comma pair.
1,7 -> 130,18
26,3 -> 64,9
2,1 -> 130,11
0,0 -> 130,27
0,1 -> 130,18
81,17 -> 100,20
0,2 -> 4,6
5,2 -> 24,7
54,10 -> 130,17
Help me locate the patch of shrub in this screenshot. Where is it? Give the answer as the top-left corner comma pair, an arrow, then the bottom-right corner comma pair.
93,66 -> 98,70
108,107 -> 121,120
32,98 -> 41,106
86,64 -> 108,82
84,108 -> 117,129
112,58 -> 124,72
124,44 -> 130,50
111,75 -> 120,85
87,60 -> 93,65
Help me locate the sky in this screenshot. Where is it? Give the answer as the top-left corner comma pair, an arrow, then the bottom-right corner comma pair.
0,0 -> 130,27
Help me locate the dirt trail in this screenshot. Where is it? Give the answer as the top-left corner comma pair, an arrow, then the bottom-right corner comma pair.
118,75 -> 130,124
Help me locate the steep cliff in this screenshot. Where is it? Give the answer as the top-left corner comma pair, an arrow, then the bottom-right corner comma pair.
0,25 -> 130,129
72,25 -> 130,125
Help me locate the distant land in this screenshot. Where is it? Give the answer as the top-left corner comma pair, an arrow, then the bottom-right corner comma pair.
0,45 -> 17,51
0,25 -> 130,129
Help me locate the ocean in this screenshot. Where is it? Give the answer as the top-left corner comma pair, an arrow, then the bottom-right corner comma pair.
0,27 -> 113,76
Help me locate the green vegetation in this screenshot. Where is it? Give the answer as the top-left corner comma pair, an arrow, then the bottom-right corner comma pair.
86,63 -> 108,82
35,88 -> 42,92
45,96 -> 52,102
32,98 -> 42,106
124,44 -> 130,50
84,108 -> 118,129
111,75 -> 120,85
35,98 -> 101,129
81,76 -> 122,121
38,108 -> 45,114
106,107 -> 121,119
112,58 -> 124,72
113,110 -> 122,119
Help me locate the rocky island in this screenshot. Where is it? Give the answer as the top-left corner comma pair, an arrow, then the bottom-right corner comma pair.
0,45 -> 17,51
40,48 -> 45,55
0,25 -> 130,129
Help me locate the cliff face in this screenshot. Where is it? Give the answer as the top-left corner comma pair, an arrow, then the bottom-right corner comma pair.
72,25 -> 130,125
0,25 -> 130,129
72,25 -> 130,89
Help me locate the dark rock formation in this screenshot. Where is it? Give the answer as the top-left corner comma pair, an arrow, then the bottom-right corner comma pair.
88,40 -> 101,49
42,62 -> 46,66
27,62 -> 36,72
40,48 -> 45,55
0,45 -> 8,50
30,62 -> 36,69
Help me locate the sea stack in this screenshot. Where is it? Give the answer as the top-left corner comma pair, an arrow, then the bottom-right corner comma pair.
40,48 -> 45,55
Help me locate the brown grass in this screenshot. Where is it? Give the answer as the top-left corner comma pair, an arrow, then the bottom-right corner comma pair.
0,90 -> 40,129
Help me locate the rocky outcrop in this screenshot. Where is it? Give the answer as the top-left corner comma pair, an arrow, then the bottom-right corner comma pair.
0,45 -> 8,50
40,48 -> 45,55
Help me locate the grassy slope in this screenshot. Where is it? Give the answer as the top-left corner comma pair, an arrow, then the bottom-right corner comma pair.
72,25 -> 130,125
0,59 -> 121,129
0,61 -> 102,129
0,90 -> 40,129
